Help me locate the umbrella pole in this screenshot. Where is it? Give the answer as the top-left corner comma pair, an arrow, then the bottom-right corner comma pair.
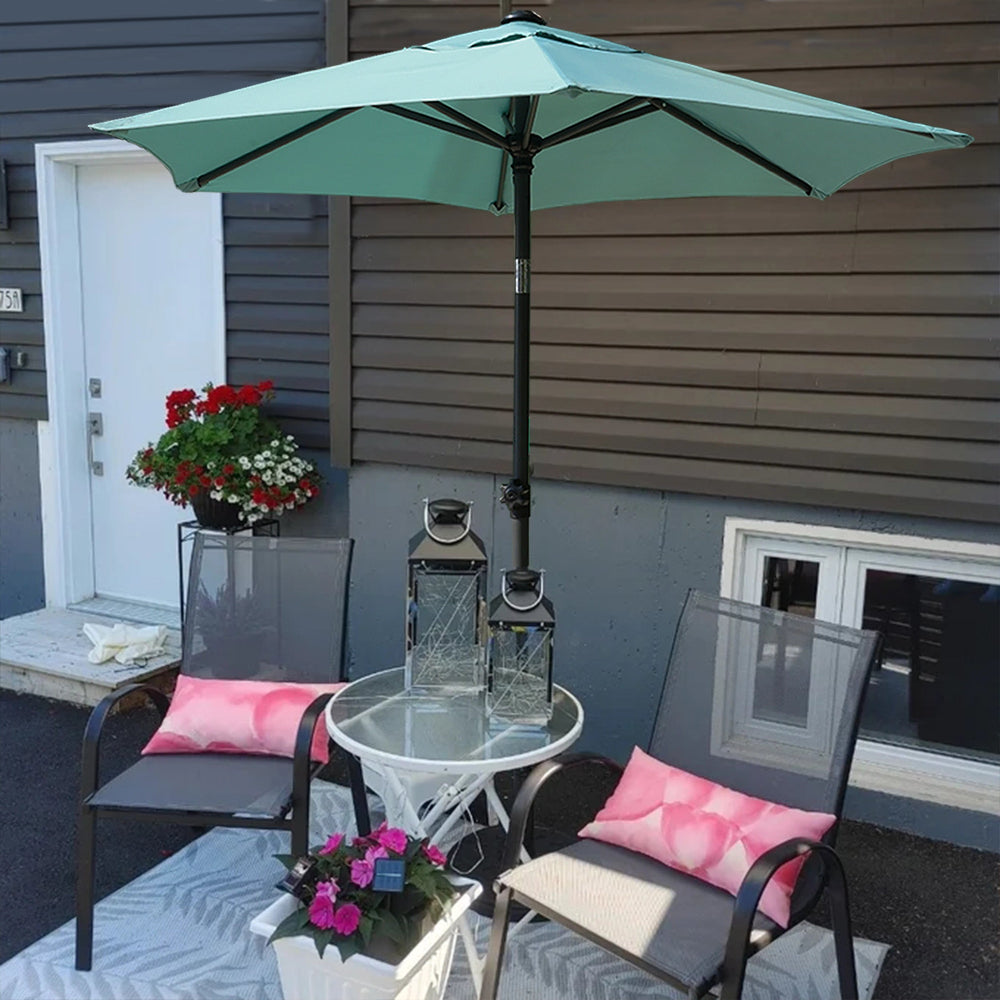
509,151 -> 533,570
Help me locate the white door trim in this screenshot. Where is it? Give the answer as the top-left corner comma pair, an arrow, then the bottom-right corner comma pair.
35,139 -> 225,607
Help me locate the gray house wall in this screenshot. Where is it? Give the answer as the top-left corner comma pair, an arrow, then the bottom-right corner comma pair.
341,0 -> 1000,525
0,417 -> 44,618
0,0 -> 332,439
0,0 -> 335,615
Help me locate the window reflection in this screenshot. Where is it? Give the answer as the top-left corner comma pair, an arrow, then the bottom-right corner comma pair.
859,572 -> 999,763
754,558 -> 819,726
759,557 -> 819,617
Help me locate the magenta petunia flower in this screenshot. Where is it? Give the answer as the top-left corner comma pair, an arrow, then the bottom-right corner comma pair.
365,844 -> 388,864
331,902 -> 362,936
318,833 -> 344,856
307,880 -> 339,929
376,827 -> 408,854
422,843 -> 447,867
350,857 -> 374,887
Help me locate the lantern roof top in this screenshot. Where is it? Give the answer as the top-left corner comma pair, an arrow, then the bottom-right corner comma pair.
408,528 -> 487,563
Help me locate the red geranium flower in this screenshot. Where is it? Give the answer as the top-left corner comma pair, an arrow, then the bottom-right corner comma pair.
237,384 -> 262,406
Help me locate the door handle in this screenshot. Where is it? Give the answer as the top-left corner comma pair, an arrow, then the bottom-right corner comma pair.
87,411 -> 104,476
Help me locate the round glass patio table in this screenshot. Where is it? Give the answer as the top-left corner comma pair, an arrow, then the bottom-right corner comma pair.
325,667 -> 583,782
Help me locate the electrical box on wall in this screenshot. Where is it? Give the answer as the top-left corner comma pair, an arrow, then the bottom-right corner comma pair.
0,348 -> 28,384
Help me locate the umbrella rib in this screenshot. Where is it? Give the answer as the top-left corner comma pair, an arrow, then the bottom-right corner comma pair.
492,97 -> 517,212
534,98 -> 650,150
426,101 -> 510,149
520,95 -> 540,149
378,104 -> 508,150
647,98 -> 815,196
191,105 -> 361,189
493,147 -> 510,211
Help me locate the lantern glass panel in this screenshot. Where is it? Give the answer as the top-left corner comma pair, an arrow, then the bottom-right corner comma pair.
408,564 -> 485,689
405,499 -> 487,691
487,624 -> 553,727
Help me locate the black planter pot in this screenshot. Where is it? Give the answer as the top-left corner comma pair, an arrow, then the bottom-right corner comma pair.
189,491 -> 243,530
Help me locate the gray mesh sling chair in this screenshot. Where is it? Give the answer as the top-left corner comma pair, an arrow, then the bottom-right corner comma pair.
75,534 -> 359,971
482,591 -> 881,1000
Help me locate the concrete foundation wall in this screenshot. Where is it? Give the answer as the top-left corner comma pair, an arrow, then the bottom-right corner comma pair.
0,418 -> 45,620
347,463 -> 1000,848
283,449 -> 350,540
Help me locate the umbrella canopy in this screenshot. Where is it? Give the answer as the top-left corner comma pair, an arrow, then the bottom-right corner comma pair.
92,11 -> 972,567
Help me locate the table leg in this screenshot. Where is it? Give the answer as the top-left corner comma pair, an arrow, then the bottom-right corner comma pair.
369,763 -> 429,834
423,772 -> 494,845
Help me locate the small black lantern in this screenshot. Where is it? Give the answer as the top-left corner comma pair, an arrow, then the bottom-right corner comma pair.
486,568 -> 555,727
406,498 -> 488,690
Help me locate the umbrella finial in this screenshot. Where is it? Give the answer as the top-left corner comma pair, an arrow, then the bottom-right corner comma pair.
502,10 -> 547,26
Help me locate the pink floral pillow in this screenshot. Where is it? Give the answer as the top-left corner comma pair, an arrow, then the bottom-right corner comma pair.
142,675 -> 345,764
578,747 -> 835,926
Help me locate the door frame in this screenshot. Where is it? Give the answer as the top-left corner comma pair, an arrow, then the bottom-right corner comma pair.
35,139 -> 225,607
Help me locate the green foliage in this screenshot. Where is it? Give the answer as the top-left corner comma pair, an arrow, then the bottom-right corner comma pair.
268,825 -> 457,964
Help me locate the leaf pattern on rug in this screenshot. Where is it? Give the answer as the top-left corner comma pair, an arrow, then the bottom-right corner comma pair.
0,785 -> 887,1000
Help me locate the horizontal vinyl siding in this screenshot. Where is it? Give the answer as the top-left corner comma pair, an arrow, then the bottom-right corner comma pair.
0,0 -> 330,441
348,0 -> 1000,523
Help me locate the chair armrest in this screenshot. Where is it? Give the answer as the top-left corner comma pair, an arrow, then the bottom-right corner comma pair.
291,692 -> 335,830
499,752 -> 623,875
719,837 -> 852,1000
81,683 -> 171,801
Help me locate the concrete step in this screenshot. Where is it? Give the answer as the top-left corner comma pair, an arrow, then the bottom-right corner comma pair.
0,607 -> 180,708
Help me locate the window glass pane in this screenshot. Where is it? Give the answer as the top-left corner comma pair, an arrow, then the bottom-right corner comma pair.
753,558 -> 820,724
759,557 -> 819,616
859,570 -> 999,763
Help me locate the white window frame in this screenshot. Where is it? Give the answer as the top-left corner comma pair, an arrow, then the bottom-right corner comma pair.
721,518 -> 1000,816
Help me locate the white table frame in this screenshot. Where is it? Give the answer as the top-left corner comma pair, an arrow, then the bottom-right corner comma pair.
324,671 -> 584,991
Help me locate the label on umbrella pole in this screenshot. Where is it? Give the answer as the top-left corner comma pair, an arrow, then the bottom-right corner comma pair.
515,258 -> 530,293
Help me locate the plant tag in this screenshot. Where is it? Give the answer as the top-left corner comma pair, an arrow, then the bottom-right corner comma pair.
372,858 -> 406,893
276,857 -> 317,898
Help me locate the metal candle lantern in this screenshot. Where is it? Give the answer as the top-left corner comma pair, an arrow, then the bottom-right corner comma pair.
486,568 -> 554,727
406,498 -> 488,690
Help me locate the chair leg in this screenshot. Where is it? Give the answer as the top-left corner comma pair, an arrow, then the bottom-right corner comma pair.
75,806 -> 96,971
480,885 -> 514,1000
291,794 -> 309,859
828,859 -> 860,1000
346,752 -> 371,837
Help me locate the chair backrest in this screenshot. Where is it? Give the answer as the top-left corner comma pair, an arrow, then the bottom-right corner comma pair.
182,534 -> 354,683
649,591 -> 880,820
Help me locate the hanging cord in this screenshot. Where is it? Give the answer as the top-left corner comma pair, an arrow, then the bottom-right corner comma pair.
446,799 -> 486,877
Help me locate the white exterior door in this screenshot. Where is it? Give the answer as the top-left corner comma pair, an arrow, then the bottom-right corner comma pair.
37,143 -> 224,611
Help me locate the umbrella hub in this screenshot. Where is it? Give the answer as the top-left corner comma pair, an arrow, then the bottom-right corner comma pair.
501,10 -> 547,26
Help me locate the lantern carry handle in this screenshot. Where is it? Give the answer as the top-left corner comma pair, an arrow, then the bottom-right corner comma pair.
424,498 -> 473,545
501,568 -> 545,612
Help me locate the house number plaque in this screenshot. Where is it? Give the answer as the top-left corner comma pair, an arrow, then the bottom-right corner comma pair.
0,288 -> 23,312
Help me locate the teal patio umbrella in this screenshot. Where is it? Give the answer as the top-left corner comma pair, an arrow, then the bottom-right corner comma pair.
92,10 -> 972,570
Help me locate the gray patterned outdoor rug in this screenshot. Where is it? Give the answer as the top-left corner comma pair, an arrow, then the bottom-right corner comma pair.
0,784 -> 888,1000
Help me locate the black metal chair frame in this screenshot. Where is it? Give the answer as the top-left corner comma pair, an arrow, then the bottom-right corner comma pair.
75,536 -> 364,972
481,596 -> 881,1000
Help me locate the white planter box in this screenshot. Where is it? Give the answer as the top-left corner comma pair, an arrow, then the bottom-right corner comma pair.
249,879 -> 481,1000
